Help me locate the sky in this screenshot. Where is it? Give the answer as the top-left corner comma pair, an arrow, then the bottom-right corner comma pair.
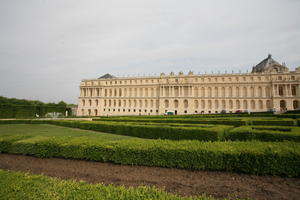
0,0 -> 300,104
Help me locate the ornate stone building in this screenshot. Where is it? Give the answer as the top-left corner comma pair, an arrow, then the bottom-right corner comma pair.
77,55 -> 300,116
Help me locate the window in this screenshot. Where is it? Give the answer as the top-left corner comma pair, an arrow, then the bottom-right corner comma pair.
279,86 -> 284,96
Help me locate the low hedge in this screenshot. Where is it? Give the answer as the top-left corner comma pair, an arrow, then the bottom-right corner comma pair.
226,126 -> 300,142
94,118 -> 247,126
94,117 -> 297,127
0,170 -> 214,200
249,119 -> 297,126
0,134 -> 299,177
0,120 -> 232,141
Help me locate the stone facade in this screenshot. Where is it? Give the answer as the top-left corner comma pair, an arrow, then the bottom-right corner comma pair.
77,55 -> 300,116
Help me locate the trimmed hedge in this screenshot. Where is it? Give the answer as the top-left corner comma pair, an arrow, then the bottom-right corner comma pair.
0,120 -> 232,141
0,170 -> 214,200
94,117 -> 297,127
94,118 -> 247,126
226,126 -> 300,142
0,134 -> 299,177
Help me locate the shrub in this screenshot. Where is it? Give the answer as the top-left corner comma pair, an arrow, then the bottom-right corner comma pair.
0,120 -> 233,141
226,126 -> 300,142
0,135 -> 299,177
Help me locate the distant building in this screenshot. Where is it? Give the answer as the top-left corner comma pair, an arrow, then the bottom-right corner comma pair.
77,55 -> 300,116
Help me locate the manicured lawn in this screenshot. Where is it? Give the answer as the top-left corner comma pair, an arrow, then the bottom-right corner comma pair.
0,124 -> 134,141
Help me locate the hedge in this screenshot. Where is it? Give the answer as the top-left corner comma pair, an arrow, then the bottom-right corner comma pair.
94,118 -> 247,126
226,126 -> 300,142
0,134 -> 299,177
0,120 -> 232,141
94,117 -> 297,127
0,170 -> 214,200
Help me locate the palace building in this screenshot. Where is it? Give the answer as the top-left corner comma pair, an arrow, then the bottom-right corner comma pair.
77,55 -> 300,116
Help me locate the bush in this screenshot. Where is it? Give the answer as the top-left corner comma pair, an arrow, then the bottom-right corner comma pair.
0,135 -> 299,177
0,120 -> 232,141
249,119 -> 297,126
226,126 -> 300,142
94,118 -> 246,126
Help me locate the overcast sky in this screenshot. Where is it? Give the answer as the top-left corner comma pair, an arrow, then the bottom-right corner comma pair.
0,0 -> 299,104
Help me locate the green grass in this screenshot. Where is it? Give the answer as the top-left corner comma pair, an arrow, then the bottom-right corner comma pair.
0,124 -> 134,141
0,170 -> 215,200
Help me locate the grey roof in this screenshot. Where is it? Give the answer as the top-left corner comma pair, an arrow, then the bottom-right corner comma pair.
98,73 -> 115,79
251,54 -> 288,73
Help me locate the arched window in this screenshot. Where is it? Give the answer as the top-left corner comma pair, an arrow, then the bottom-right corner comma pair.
208,87 -> 212,97
208,100 -> 212,109
194,100 -> 199,109
221,87 -> 225,97
228,87 -> 232,97
265,87 -> 270,97
201,100 -> 205,109
292,85 -> 297,96
251,100 -> 255,110
280,100 -> 286,111
243,100 -> 248,109
194,87 -> 198,97
215,87 -> 219,97
279,86 -> 284,96
258,87 -> 262,97
229,100 -> 233,109
201,87 -> 205,97
215,100 -> 219,109
183,100 -> 188,108
164,100 -> 169,108
222,100 -> 226,109
293,100 -> 299,109
174,87 -> 179,97
266,100 -> 271,110
250,87 -> 254,97
243,87 -> 247,97
258,100 -> 263,110
94,109 -> 98,116
236,100 -> 240,109
236,87 -> 240,97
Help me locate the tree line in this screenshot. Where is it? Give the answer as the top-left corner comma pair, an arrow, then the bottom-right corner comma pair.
0,96 -> 74,118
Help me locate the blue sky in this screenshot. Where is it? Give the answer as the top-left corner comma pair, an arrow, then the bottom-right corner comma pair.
0,0 -> 300,103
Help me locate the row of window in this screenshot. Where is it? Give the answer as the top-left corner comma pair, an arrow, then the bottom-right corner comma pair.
81,85 -> 298,98
82,99 -> 272,110
82,75 -> 297,86
81,100 -> 300,116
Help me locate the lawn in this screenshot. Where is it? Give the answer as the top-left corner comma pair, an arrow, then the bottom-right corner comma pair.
0,124 -> 134,141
